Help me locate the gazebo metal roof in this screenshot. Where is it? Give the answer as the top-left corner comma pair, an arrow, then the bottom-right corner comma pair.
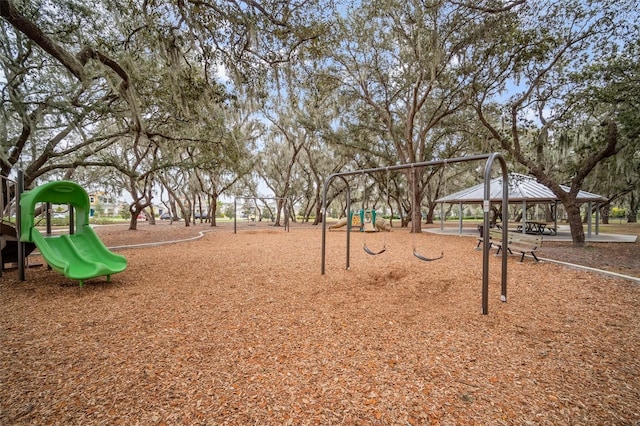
436,173 -> 607,203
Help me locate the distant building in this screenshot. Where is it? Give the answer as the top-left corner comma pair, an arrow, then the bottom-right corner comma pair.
88,191 -> 121,217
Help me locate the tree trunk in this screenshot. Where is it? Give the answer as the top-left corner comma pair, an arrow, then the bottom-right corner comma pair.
128,200 -> 150,231
410,170 -> 422,233
128,204 -> 143,231
170,200 -> 179,222
312,202 -> 322,225
601,204 -> 610,225
425,203 -> 436,224
628,191 -> 638,223
262,202 -> 275,223
209,196 -> 218,227
565,200 -> 585,247
147,205 -> 156,225
177,192 -> 192,227
128,215 -> 138,231
274,199 -> 284,227
289,203 -> 297,223
399,201 -> 409,228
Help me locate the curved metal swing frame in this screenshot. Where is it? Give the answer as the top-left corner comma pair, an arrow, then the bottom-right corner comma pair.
320,153 -> 510,316
411,164 -> 445,262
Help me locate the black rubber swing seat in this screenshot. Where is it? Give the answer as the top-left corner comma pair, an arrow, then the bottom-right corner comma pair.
363,244 -> 386,255
413,249 -> 444,262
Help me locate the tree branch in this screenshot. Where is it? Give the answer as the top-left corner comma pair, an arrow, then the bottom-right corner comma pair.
0,0 -> 86,80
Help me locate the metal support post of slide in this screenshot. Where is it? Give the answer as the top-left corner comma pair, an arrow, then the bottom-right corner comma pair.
46,202 -> 52,235
17,169 -> 24,281
69,205 -> 75,234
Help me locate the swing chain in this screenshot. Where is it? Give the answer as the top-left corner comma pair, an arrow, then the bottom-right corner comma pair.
362,170 -> 387,255
411,163 -> 444,262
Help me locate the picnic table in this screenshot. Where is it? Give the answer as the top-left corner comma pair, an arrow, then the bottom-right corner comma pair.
516,221 -> 547,235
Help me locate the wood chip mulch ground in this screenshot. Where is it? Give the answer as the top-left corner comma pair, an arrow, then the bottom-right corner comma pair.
1,221 -> 639,425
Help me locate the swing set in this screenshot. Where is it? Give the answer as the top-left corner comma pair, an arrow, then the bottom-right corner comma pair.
320,153 -> 510,315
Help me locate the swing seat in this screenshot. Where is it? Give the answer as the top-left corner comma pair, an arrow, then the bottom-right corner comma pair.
413,249 -> 443,262
364,244 -> 386,256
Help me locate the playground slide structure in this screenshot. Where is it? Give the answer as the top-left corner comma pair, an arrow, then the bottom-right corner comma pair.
328,209 -> 391,232
20,181 -> 127,286
1,222 -> 36,269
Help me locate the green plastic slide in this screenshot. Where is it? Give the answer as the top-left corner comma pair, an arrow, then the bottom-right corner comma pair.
20,181 -> 127,285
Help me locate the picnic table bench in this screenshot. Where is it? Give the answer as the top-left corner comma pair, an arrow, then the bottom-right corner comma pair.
476,227 -> 542,262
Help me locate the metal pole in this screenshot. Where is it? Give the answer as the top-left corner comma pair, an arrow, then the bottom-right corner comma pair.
17,170 -> 24,281
320,179 -> 330,275
321,175 -> 352,274
587,201 -> 593,237
46,202 -> 52,235
233,199 -> 237,234
0,176 -> 6,278
500,161 -> 509,306
482,153 -> 509,315
69,205 -> 75,234
345,180 -> 351,270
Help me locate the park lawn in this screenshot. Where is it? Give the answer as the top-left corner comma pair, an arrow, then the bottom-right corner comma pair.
598,222 -> 640,238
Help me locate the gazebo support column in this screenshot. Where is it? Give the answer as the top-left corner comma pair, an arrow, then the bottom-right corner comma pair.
587,201 -> 592,237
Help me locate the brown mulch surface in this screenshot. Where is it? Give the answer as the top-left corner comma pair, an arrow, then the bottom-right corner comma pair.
1,221 -> 639,425
537,241 -> 640,277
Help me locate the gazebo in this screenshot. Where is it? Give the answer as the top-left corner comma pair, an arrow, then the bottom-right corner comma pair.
435,173 -> 608,236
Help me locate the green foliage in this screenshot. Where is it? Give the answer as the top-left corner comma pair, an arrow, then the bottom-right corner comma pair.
120,209 -> 131,220
223,205 -> 235,218
1,0 -> 637,242
611,207 -> 626,218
